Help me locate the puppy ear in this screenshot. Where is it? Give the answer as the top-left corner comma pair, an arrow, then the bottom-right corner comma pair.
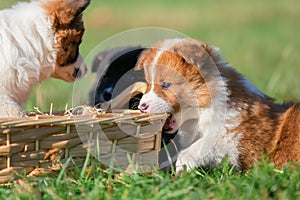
173,39 -> 226,72
42,0 -> 91,26
135,55 -> 145,71
92,46 -> 144,73
72,0 -> 91,17
134,50 -> 148,71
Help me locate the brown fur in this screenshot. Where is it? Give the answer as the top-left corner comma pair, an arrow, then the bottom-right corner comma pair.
270,104 -> 300,166
41,0 -> 90,67
137,49 -> 211,109
136,38 -> 300,170
214,45 -> 299,170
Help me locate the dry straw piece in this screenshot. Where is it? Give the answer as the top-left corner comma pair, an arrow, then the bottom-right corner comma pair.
0,110 -> 167,184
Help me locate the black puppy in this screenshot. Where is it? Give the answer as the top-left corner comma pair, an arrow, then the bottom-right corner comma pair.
90,46 -> 145,109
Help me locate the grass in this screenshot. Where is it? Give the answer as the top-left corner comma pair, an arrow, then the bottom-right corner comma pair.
1,0 -> 300,199
0,160 -> 299,200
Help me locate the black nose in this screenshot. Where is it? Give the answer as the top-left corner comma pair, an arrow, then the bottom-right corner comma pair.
103,91 -> 112,101
73,68 -> 82,78
139,102 -> 149,112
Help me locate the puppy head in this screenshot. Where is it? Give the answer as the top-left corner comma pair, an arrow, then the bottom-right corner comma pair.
135,38 -> 225,133
41,0 -> 90,81
90,47 -> 145,108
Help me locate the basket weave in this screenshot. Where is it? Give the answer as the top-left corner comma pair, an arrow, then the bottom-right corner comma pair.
0,111 -> 167,183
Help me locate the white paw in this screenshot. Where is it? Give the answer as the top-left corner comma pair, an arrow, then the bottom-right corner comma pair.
0,101 -> 25,118
175,153 -> 197,173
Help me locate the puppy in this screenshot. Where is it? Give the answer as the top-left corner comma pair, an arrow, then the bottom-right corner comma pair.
136,38 -> 300,172
0,0 -> 90,117
89,46 -> 177,149
89,46 -> 145,109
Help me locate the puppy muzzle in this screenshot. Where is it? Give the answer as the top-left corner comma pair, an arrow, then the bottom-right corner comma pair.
51,54 -> 87,82
72,54 -> 87,80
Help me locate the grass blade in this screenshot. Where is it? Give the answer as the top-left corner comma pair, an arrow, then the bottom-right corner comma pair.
56,157 -> 73,185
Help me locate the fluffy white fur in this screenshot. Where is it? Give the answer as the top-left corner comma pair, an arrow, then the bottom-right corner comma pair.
0,2 -> 56,117
175,69 -> 242,172
0,1 -> 86,118
141,68 -> 241,172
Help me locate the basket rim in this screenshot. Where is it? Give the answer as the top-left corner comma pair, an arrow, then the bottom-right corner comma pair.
0,112 -> 168,128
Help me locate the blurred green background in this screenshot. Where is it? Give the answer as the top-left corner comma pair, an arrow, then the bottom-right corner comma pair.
1,0 -> 300,113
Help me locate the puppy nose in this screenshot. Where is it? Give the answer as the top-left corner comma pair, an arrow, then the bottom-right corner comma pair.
73,54 -> 87,79
103,91 -> 112,101
139,102 -> 149,112
73,68 -> 81,78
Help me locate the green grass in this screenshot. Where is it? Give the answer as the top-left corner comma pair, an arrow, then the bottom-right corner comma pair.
1,0 -> 300,199
0,160 -> 299,200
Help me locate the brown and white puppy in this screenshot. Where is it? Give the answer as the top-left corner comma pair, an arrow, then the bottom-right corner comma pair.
136,38 -> 300,172
0,0 -> 90,117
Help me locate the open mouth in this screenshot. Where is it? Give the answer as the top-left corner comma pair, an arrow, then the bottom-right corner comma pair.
163,114 -> 177,133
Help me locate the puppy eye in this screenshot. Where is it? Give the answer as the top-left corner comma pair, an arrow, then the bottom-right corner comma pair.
161,82 -> 171,89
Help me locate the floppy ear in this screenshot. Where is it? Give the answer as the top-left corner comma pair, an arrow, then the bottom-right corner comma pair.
72,0 -> 91,17
135,54 -> 145,71
134,50 -> 148,71
93,46 -> 144,73
173,39 -> 226,74
42,0 -> 91,26
172,39 -> 228,107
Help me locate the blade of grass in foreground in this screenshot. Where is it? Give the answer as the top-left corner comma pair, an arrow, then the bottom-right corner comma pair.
56,157 -> 72,185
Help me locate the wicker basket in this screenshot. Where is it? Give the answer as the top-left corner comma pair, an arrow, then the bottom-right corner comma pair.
0,111 -> 167,183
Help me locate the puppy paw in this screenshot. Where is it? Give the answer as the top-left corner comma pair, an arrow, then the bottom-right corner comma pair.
0,101 -> 25,118
175,154 -> 197,173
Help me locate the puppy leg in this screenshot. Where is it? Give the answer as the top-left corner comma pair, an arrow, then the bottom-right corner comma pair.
0,99 -> 25,118
175,132 -> 240,173
175,136 -> 210,173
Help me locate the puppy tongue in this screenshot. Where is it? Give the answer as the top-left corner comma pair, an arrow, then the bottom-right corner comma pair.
163,117 -> 175,130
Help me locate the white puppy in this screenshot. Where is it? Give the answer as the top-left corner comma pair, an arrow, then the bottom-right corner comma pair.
0,0 -> 90,117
